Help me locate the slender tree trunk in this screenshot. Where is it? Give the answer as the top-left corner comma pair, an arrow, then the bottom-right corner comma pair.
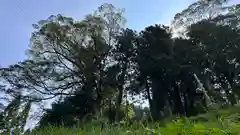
173,85 -> 185,115
108,99 -> 114,123
227,76 -> 237,105
183,91 -> 189,116
225,82 -> 237,106
144,78 -> 152,109
165,99 -> 172,117
115,63 -> 127,121
144,77 -> 154,121
219,73 -> 237,106
193,73 -> 212,106
115,85 -> 123,121
125,94 -> 129,121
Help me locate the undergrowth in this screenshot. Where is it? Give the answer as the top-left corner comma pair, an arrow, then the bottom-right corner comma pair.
6,106 -> 240,135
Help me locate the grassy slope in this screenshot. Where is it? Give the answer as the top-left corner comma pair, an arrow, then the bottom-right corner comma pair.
20,106 -> 240,135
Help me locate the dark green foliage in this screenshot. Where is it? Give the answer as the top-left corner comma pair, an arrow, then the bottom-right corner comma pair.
0,95 -> 31,134
39,93 -> 97,127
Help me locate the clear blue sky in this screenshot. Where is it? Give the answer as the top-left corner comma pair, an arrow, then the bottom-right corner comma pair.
0,0 -> 207,67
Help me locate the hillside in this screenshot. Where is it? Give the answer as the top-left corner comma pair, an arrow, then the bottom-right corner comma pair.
17,106 -> 240,135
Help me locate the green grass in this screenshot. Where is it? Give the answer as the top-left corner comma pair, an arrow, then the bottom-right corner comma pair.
8,106 -> 240,135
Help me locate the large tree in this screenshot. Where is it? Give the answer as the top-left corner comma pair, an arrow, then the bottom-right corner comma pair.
0,3 -> 126,125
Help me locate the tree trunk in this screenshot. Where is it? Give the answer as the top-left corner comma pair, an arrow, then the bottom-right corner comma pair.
144,77 -> 154,121
145,78 -> 153,112
227,77 -> 237,105
183,92 -> 189,116
115,85 -> 123,121
115,63 -> 127,121
173,85 -> 185,115
193,73 -> 212,106
221,80 -> 237,106
151,78 -> 168,121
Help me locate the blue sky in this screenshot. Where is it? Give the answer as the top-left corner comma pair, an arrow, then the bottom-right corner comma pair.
0,0 -> 198,67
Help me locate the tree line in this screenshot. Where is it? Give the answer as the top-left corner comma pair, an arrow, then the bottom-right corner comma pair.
0,0 -> 240,133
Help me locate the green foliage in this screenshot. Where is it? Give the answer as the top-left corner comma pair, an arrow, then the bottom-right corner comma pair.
7,107 -> 240,135
0,95 -> 31,134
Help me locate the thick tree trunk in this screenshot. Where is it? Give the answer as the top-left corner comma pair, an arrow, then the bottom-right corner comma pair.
184,89 -> 196,117
182,79 -> 197,117
151,78 -> 168,121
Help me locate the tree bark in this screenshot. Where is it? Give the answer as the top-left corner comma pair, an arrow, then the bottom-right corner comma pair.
173,85 -> 185,115
115,63 -> 127,121
151,78 -> 168,121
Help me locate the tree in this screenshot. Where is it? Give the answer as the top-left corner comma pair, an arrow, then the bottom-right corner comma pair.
39,92 -> 96,127
114,28 -> 137,121
95,3 -> 126,46
187,21 -> 240,105
135,25 -> 174,120
171,0 -> 240,110
172,0 -> 231,36
0,95 -> 31,134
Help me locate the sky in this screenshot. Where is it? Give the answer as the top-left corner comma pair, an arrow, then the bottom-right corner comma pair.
0,0 -> 198,67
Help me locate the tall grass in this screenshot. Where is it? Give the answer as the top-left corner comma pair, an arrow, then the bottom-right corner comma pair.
23,120 -> 240,135
6,106 -> 240,135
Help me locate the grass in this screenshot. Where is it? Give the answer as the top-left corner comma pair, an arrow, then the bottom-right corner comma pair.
8,106 -> 240,135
